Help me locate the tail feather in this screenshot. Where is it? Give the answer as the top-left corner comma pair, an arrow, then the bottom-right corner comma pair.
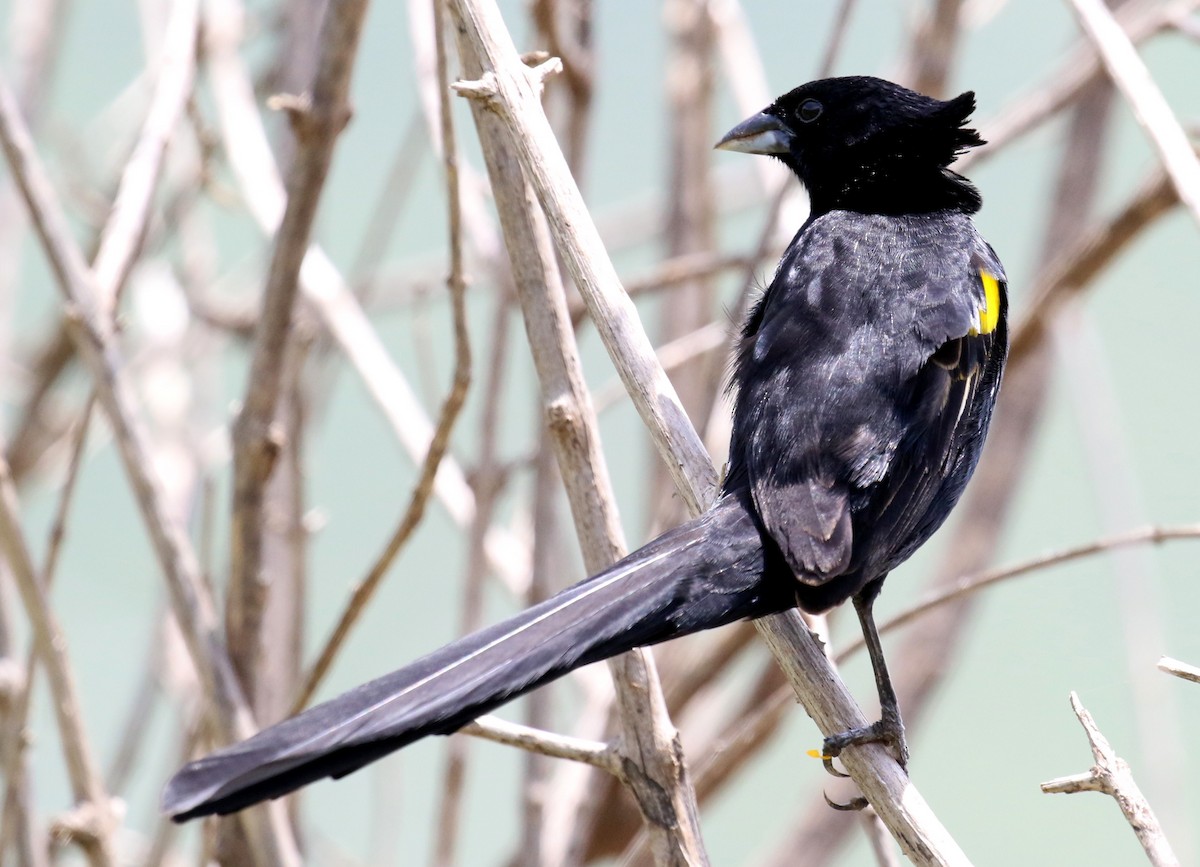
163,494 -> 791,821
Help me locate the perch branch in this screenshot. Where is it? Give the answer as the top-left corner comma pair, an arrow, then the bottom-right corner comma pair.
448,2 -> 971,862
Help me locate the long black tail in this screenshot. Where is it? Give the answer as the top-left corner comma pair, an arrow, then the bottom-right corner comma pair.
163,493 -> 792,821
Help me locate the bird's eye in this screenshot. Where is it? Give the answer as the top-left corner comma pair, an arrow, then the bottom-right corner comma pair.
796,99 -> 823,123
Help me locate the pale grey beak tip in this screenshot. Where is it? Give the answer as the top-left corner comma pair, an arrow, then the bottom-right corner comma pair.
714,111 -> 792,155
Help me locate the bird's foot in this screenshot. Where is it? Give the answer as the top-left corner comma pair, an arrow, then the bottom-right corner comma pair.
822,710 -> 909,771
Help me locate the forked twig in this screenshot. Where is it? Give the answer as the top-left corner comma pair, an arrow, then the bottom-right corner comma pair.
1041,693 -> 1180,867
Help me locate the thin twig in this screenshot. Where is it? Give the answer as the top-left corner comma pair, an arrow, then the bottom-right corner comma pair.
1067,0 -> 1200,229
228,0 -> 368,695
1157,657 -> 1200,684
292,0 -> 474,713
91,0 -> 200,310
0,456 -> 117,866
460,717 -> 617,771
520,440 -> 565,867
104,636 -> 161,794
0,67 -> 300,867
429,2 -> 486,863
858,524 -> 1200,651
959,0 -> 1197,171
39,396 -> 96,587
1041,693 -> 1180,867
202,0 -> 529,592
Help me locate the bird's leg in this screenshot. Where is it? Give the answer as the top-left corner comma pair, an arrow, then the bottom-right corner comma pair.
822,576 -> 909,769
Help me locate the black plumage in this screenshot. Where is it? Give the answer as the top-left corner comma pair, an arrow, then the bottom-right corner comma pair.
163,75 -> 1008,821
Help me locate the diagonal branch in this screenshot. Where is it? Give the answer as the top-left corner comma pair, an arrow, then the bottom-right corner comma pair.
0,70 -> 300,867
449,0 -> 718,517
1157,657 -> 1200,684
446,0 -> 969,862
0,456 -> 116,866
455,20 -> 710,867
91,0 -> 200,310
227,0 -> 368,707
1067,0 -> 1200,228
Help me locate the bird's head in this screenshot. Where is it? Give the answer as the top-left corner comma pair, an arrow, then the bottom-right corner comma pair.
716,76 -> 984,216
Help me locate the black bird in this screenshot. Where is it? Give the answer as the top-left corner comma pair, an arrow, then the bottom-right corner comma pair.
164,75 -> 1007,821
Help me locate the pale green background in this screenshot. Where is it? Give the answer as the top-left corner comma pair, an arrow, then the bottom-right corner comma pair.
2,1 -> 1199,864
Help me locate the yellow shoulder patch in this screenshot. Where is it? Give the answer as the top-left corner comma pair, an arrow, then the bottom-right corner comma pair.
970,270 -> 1001,336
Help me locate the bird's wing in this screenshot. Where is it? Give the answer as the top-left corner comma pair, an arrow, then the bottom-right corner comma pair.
849,247 -> 1007,574
737,224 -> 1006,587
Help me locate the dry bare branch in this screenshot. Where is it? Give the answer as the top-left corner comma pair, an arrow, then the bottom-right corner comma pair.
91,0 -> 200,310
0,457 -> 118,866
1067,0 -> 1200,228
755,612 -> 971,866
229,0 -> 369,707
449,0 -> 719,517
1157,657 -> 1200,684
202,0 -> 529,593
0,68 -> 300,867
960,0 -> 1198,171
461,716 -> 617,771
1041,693 -> 1180,867
454,11 -> 711,864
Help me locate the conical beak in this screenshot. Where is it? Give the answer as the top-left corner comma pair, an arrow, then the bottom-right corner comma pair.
714,111 -> 792,155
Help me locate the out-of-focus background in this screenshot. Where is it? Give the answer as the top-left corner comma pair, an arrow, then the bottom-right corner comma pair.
0,0 -> 1198,864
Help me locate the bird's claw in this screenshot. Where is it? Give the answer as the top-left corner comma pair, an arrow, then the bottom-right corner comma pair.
821,754 -> 851,778
822,711 -> 909,770
823,790 -> 870,812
